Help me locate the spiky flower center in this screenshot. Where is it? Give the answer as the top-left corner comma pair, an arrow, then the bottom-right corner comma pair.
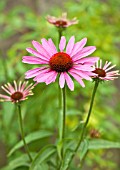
93,68 -> 106,77
11,92 -> 23,101
49,52 -> 73,72
54,20 -> 67,27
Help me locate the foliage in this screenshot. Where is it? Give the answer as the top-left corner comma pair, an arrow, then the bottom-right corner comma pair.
0,0 -> 120,170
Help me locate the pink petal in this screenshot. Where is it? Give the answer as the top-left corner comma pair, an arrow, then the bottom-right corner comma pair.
41,38 -> 54,56
32,41 -> 50,60
103,61 -> 111,70
73,46 -> 96,60
5,83 -> 15,93
64,72 -> 74,91
25,67 -> 46,75
22,56 -> 48,64
66,36 -> 75,55
77,57 -> 99,64
46,72 -> 58,85
26,47 -> 50,60
59,36 -> 66,51
71,38 -> 87,56
0,94 -> 10,99
34,71 -> 55,83
73,65 -> 94,71
59,73 -> 65,88
20,82 -> 28,91
69,69 -> 92,81
69,71 -> 85,87
105,64 -> 116,72
1,86 -> 11,95
48,39 -> 57,53
33,68 -> 50,81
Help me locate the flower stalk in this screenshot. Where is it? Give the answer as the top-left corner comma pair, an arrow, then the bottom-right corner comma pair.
17,103 -> 32,162
61,85 -> 66,159
66,80 -> 99,169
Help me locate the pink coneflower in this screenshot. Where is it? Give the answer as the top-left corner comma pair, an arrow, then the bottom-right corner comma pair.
92,59 -> 119,81
22,36 -> 99,91
46,13 -> 78,28
0,81 -> 34,103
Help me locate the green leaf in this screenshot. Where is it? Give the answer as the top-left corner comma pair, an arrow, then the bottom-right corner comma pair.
88,139 -> 120,150
1,154 -> 31,170
8,130 -> 53,156
60,149 -> 74,170
29,145 -> 56,170
79,139 -> 89,160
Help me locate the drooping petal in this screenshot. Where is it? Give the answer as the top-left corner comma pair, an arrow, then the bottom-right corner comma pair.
34,71 -> 55,83
66,36 -> 75,55
59,36 -> 66,51
59,72 -> 65,88
33,68 -> 50,81
46,71 -> 58,85
69,69 -> 92,81
64,72 -> 74,91
69,71 -> 85,87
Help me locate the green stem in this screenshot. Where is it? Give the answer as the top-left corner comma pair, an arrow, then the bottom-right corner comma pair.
66,80 -> 99,169
61,86 -> 66,159
58,29 -> 63,47
17,104 -> 32,162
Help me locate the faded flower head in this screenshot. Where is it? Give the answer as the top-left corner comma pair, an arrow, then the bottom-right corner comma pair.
89,129 -> 101,138
92,59 -> 119,81
0,81 -> 34,103
46,13 -> 78,28
22,36 -> 99,91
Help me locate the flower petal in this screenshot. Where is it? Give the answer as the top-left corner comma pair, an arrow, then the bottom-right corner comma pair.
71,38 -> 87,56
73,65 -> 94,71
69,71 -> 85,87
26,47 -> 50,60
46,71 -> 58,85
33,68 -> 50,81
59,36 -> 66,51
59,72 -> 65,88
69,69 -> 92,81
77,57 -> 99,64
66,36 -> 75,55
64,72 -> 74,91
22,56 -> 48,64
73,46 -> 96,60
34,71 -> 55,83
48,39 -> 57,53
41,38 -> 54,56
32,41 -> 50,60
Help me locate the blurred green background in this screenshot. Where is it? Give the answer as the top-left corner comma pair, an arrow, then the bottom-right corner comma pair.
0,0 -> 120,169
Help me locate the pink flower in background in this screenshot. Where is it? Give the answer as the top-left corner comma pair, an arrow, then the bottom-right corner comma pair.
22,36 -> 99,91
92,59 -> 119,81
46,13 -> 78,28
0,81 -> 34,103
